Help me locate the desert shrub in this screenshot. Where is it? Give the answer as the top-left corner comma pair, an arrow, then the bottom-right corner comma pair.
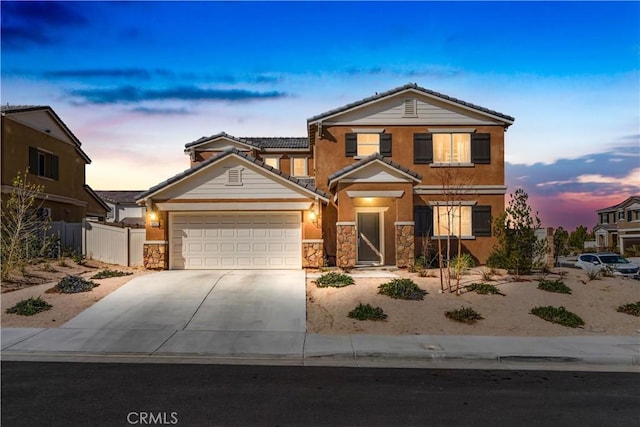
378,278 -> 427,300
466,283 -> 505,296
623,244 -> 640,258
41,262 -> 57,273
586,269 -> 602,281
418,269 -> 428,277
53,275 -> 99,293
480,269 -> 494,281
530,306 -> 584,328
6,296 -> 52,316
537,279 -> 572,294
450,253 -> 475,272
348,303 -> 387,321
315,272 -> 354,288
445,307 -> 483,324
616,302 -> 640,317
91,269 -> 133,279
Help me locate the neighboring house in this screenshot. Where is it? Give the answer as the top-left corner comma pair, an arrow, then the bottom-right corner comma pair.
593,196 -> 640,253
136,83 -> 514,270
1,105 -> 108,222
95,191 -> 146,226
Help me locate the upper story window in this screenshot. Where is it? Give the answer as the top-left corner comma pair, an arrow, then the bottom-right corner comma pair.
413,132 -> 490,166
357,134 -> 379,156
291,157 -> 308,177
262,156 -> 280,170
345,131 -> 391,158
433,133 -> 471,164
28,147 -> 59,180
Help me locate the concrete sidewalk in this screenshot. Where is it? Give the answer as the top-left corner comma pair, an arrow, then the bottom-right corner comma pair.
2,327 -> 638,372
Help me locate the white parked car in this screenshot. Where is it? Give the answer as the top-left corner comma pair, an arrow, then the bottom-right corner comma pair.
575,253 -> 639,278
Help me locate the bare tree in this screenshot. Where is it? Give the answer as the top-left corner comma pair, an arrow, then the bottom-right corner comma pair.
1,170 -> 51,280
435,167 -> 476,294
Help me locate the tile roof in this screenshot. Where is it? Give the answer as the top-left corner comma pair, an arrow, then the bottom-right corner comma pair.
243,137 -> 308,149
1,105 -> 48,113
307,82 -> 515,124
137,148 -> 329,202
184,132 -> 308,150
596,196 -> 640,212
95,191 -> 147,204
328,153 -> 422,186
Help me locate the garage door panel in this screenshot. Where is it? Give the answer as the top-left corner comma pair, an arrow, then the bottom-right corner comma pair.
170,212 -> 301,269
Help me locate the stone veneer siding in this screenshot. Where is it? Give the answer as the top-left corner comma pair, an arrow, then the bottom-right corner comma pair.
143,242 -> 168,270
336,223 -> 356,268
302,240 -> 324,268
395,222 -> 415,268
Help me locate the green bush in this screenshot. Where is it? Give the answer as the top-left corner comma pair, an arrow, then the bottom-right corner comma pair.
450,253 -> 475,272
378,278 -> 427,300
348,303 -> 387,321
466,283 -> 505,296
91,269 -> 133,279
6,297 -> 52,316
445,306 -> 483,324
53,275 -> 99,293
537,279 -> 572,294
315,272 -> 354,288
530,306 -> 584,328
617,302 -> 640,317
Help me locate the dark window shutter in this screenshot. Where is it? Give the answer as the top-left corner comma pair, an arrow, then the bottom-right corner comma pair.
50,155 -> 59,180
472,205 -> 492,237
413,133 -> 433,164
29,147 -> 38,174
471,133 -> 491,164
345,133 -> 357,157
379,133 -> 392,157
414,205 -> 433,236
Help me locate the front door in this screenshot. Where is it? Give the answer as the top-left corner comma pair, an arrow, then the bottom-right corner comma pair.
357,212 -> 381,264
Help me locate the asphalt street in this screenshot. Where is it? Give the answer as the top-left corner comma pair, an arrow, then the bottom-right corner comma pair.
2,362 -> 638,427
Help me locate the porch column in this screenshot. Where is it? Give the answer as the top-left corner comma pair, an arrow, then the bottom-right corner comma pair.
143,241 -> 168,270
302,239 -> 324,268
394,221 -> 415,268
336,222 -> 356,269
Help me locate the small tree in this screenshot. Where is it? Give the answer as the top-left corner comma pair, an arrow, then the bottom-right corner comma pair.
568,225 -> 590,253
1,170 -> 51,280
553,227 -> 569,265
487,188 -> 546,275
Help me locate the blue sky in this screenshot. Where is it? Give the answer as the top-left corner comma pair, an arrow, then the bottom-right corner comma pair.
2,1 -> 638,230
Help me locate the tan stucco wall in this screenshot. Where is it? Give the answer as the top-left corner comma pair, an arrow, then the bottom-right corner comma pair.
314,125 -> 505,192
1,116 -> 106,222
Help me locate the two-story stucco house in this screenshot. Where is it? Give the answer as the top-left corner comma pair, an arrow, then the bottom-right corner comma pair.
136,84 -> 514,270
593,196 -> 640,253
1,105 -> 108,222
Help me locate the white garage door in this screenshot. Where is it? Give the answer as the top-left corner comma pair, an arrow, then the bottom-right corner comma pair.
169,212 -> 301,269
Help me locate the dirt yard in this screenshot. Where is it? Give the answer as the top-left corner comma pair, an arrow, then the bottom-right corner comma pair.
3,261 -> 638,336
307,268 -> 640,336
1,259 -> 148,328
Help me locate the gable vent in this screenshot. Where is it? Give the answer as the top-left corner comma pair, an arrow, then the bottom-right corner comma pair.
403,98 -> 417,118
226,168 -> 243,186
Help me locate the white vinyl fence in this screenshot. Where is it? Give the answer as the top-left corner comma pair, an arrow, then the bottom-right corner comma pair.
82,220 -> 145,267
48,221 -> 83,253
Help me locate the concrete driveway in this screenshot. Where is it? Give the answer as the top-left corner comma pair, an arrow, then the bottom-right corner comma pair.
62,270 -> 306,332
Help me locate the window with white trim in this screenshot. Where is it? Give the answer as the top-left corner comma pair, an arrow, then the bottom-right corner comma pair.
433,133 -> 471,164
291,157 -> 308,177
433,205 -> 472,237
357,133 -> 380,156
